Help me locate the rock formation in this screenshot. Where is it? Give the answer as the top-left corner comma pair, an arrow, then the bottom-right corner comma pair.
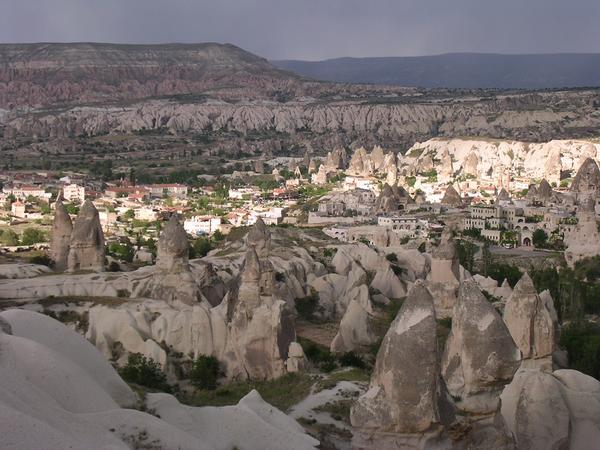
503,273 -> 558,369
323,147 -> 347,171
501,368 -> 600,450
347,147 -> 373,176
536,178 -> 554,204
222,218 -> 300,380
438,149 -> 454,182
565,198 -> 600,267
67,200 -> 105,272
351,282 -> 455,445
463,151 -> 479,176
375,183 -> 415,214
426,228 -> 461,316
141,214 -> 201,305
49,198 -> 72,272
571,157 -> 600,201
543,146 -> 562,185
312,164 -> 328,185
441,184 -> 463,207
442,280 -> 521,414
496,188 -> 511,204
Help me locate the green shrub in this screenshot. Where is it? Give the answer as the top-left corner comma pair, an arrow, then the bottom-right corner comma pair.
338,352 -> 366,369
298,337 -> 336,372
190,355 -> 220,390
21,228 -> 47,245
119,353 -> 171,392
0,229 -> 18,246
560,321 -> 600,380
294,291 -> 320,322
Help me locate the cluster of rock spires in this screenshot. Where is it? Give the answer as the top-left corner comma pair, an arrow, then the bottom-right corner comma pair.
50,198 -> 105,272
222,217 -> 303,379
351,268 -> 599,449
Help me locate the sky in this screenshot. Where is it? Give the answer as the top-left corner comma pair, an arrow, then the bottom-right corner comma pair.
1,0 -> 600,60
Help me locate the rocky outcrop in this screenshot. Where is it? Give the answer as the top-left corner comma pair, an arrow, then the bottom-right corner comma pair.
501,368 -> 600,450
375,183 -> 415,214
496,188 -> 511,204
219,218 -> 300,380
426,228 -> 461,317
67,200 -> 105,272
323,147 -> 347,172
49,199 -> 72,272
141,215 -> 201,305
351,282 -> 454,441
347,147 -> 373,176
438,149 -> 454,183
402,139 -> 600,185
503,273 -> 558,368
442,280 -> 521,414
463,151 -> 479,176
565,198 -> 600,267
440,184 -> 463,207
571,157 -> 600,201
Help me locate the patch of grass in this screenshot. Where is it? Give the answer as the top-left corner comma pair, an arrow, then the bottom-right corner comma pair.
184,372 -> 313,412
316,368 -> 371,392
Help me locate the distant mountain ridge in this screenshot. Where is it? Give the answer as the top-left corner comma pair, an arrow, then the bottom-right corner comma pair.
273,53 -> 600,89
0,42 -> 310,108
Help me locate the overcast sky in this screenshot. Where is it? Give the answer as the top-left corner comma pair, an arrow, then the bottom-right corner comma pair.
1,0 -> 599,60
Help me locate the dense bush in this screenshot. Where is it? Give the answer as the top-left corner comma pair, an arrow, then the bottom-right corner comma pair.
108,241 -> 134,263
531,265 -> 600,320
338,352 -> 366,369
189,237 -> 212,258
294,291 -> 321,322
190,355 -> 220,390
0,229 -> 19,246
119,353 -> 171,392
532,229 -> 548,248
298,337 -> 336,372
20,228 -> 47,245
560,321 -> 600,380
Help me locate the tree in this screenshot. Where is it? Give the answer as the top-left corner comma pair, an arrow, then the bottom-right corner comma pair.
119,353 -> 171,392
190,237 -> 212,258
20,228 -> 47,245
532,229 -> 548,248
190,355 -> 220,390
0,229 -> 19,246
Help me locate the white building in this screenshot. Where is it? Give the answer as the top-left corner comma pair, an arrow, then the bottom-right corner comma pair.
184,216 -> 222,236
145,184 -> 188,199
342,176 -> 377,192
63,183 -> 85,203
377,216 -> 429,237
229,187 -> 259,200
11,201 -> 26,218
98,210 -> 118,232
135,207 -> 158,222
3,185 -> 50,201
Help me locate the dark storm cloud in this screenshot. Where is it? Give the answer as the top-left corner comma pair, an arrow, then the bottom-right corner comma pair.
1,0 -> 599,59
